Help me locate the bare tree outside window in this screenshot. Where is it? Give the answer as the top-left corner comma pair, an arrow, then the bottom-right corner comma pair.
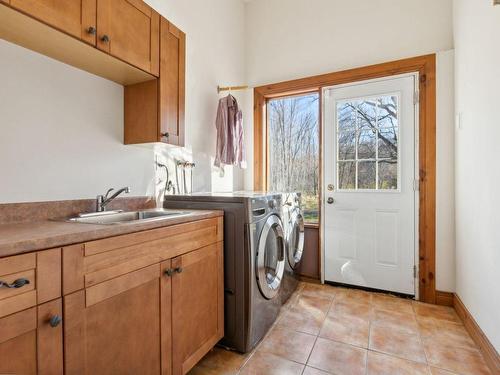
268,93 -> 319,222
337,95 -> 399,190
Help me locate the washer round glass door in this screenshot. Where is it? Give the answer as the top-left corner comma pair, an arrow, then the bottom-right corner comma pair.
287,210 -> 305,269
256,215 -> 285,299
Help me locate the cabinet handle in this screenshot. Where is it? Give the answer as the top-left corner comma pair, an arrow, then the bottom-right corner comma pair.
0,278 -> 30,289
160,132 -> 169,139
101,35 -> 110,43
86,26 -> 97,35
174,267 -> 183,274
49,315 -> 62,328
164,268 -> 174,277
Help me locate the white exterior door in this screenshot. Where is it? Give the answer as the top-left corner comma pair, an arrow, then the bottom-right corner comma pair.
322,74 -> 418,295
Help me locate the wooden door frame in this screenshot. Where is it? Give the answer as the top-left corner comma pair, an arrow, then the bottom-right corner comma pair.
253,54 -> 437,304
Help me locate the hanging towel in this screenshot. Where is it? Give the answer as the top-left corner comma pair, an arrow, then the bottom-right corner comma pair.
214,94 -> 246,171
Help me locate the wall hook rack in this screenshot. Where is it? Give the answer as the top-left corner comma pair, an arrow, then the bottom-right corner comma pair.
217,85 -> 250,94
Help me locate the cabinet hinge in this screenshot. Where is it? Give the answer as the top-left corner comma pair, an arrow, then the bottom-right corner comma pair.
413,90 -> 420,105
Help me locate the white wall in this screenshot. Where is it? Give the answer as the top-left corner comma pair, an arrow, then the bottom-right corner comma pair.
243,0 -> 456,292
0,0 -> 246,203
436,50 -> 456,292
454,0 -> 500,350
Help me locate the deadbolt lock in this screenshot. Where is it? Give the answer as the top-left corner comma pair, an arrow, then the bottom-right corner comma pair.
327,197 -> 335,204
327,184 -> 334,191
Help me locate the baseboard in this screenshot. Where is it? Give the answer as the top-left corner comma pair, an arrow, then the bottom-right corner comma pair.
453,293 -> 500,374
298,276 -> 321,284
435,290 -> 454,307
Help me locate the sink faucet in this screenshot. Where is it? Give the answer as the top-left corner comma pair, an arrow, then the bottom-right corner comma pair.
96,187 -> 131,212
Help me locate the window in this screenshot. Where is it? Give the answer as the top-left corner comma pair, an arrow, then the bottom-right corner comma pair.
336,94 -> 399,190
267,93 -> 320,223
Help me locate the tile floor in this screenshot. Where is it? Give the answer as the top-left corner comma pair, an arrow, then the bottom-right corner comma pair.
188,282 -> 491,375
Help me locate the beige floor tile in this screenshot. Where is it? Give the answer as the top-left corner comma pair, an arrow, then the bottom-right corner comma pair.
303,366 -> 332,375
258,326 -> 316,364
295,294 -> 332,314
300,283 -> 337,300
366,351 -> 430,375
371,293 -> 415,314
277,305 -> 327,335
369,323 -> 427,363
239,350 -> 304,375
319,313 -> 370,348
329,300 -> 373,321
307,337 -> 367,375
423,338 -> 491,375
413,302 -> 461,323
339,289 -> 372,306
417,316 -> 476,350
372,308 -> 419,334
429,367 -> 460,375
187,347 -> 249,375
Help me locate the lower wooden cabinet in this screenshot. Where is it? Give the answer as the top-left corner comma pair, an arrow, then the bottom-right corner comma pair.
64,264 -> 164,375
0,299 -> 63,375
0,217 -> 223,375
172,243 -> 224,374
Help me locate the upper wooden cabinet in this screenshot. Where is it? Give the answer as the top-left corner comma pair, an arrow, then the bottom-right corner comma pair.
159,17 -> 185,146
125,16 -> 185,146
97,0 -> 159,75
9,0 -> 97,45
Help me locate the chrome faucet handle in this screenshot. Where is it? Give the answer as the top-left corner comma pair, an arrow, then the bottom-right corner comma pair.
104,188 -> 115,199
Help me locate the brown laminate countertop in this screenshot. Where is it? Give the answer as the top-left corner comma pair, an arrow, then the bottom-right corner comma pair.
0,209 -> 223,258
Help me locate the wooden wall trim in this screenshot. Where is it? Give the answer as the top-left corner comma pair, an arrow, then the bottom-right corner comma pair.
253,54 -> 437,303
454,293 -> 500,374
435,290 -> 454,307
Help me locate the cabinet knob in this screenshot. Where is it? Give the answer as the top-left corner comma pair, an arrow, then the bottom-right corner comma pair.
101,35 -> 110,43
174,267 -> 183,274
86,26 -> 97,35
0,278 -> 30,289
49,315 -> 62,328
164,268 -> 174,277
160,132 -> 169,139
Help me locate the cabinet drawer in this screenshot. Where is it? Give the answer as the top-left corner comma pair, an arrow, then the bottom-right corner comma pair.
63,217 -> 223,294
0,249 -> 61,318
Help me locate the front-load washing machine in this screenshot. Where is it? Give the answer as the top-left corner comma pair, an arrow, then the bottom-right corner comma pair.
164,191 -> 285,352
280,192 -> 305,304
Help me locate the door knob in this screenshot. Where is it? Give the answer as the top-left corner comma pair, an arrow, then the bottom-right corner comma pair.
161,132 -> 169,139
174,267 -> 183,274
86,26 -> 97,35
101,35 -> 110,43
327,197 -> 335,204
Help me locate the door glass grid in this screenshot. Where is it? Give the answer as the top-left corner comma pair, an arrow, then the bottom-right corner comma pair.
336,95 -> 399,190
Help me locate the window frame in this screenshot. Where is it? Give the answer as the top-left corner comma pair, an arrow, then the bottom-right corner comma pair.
252,54 -> 437,304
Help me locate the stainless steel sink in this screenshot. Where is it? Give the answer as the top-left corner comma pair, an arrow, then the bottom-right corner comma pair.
64,208 -> 192,225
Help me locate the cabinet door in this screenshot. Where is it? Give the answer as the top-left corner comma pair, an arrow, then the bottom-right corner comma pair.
0,299 -> 63,375
171,243 -> 224,375
64,264 -> 162,375
159,17 -> 185,146
9,0 -> 97,45
97,0 -> 159,75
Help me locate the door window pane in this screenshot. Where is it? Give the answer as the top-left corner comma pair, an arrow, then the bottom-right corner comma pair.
338,161 -> 356,189
336,94 -> 400,191
378,161 -> 398,190
358,161 -> 376,189
268,93 -> 320,222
